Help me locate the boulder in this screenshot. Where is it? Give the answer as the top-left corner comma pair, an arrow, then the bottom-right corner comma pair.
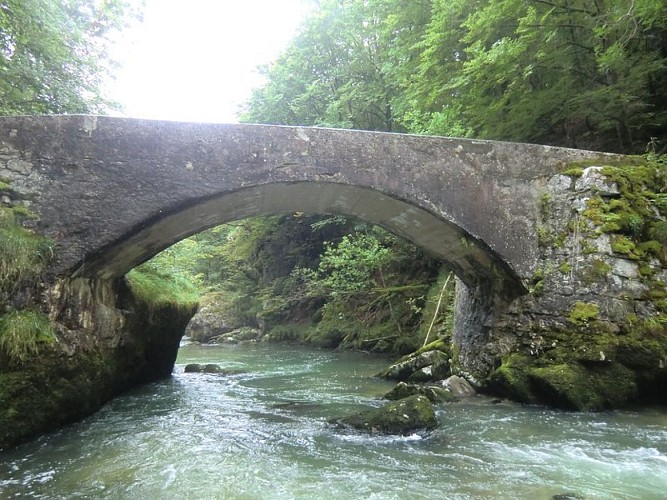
384,381 -> 457,403
377,348 -> 450,382
184,292 -> 242,343
330,394 -> 437,435
209,327 -> 261,344
441,375 -> 476,397
183,363 -> 242,374
184,363 -> 203,373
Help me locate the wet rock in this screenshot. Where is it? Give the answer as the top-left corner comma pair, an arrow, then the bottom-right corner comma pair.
330,395 -> 437,435
184,363 -> 203,373
183,363 -> 241,374
377,346 -> 450,382
384,381 -> 457,403
441,375 -> 476,397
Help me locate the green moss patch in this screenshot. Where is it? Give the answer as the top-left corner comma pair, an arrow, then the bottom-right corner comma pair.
0,349 -> 120,449
528,362 -> 637,410
568,302 -> 600,325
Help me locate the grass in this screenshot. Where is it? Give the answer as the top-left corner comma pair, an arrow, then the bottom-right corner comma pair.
126,262 -> 200,314
0,207 -> 52,295
0,309 -> 56,364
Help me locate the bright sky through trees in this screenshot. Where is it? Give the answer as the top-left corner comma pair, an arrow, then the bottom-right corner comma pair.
109,0 -> 311,123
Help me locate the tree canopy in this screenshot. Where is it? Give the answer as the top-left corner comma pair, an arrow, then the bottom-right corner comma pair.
0,0 -> 141,115
242,0 -> 667,153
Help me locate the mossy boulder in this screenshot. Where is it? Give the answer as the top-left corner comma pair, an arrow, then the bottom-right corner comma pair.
330,394 -> 437,435
377,341 -> 451,382
528,362 -> 637,410
383,381 -> 457,403
489,353 -> 640,410
1,276 -> 197,450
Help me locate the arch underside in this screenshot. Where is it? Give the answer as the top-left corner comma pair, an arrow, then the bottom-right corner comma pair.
73,182 -> 525,293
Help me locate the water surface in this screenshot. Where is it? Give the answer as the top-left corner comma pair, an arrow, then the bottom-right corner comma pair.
1,342 -> 666,499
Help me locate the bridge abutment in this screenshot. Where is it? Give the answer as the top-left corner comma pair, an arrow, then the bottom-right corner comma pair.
477,166 -> 667,409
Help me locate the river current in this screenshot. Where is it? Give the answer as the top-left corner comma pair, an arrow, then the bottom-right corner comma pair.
1,342 -> 666,499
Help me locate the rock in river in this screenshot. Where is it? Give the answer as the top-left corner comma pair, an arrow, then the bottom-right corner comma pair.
384,381 -> 457,403
330,395 -> 437,435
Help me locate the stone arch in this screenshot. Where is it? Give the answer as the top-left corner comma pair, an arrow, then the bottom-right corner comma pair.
73,181 -> 523,295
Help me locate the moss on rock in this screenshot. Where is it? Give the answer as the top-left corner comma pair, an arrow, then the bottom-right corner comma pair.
330,394 -> 437,435
528,362 -> 637,410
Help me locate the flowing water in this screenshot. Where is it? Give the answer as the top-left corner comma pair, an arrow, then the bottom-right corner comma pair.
1,342 -> 666,499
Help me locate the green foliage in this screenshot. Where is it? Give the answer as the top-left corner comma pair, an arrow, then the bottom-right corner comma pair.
562,167 -> 584,177
0,207 -> 53,298
0,309 -> 55,364
568,302 -> 600,325
0,0 -> 142,115
126,261 -> 199,314
302,231 -> 392,298
243,0 -> 666,153
144,212 -> 444,353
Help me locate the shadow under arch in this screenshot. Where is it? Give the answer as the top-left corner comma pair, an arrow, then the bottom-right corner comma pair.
72,181 -> 526,298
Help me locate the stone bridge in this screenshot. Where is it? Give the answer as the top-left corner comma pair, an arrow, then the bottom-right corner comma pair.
1,115 -> 620,365
2,115 -> 665,444
1,115 -> 608,283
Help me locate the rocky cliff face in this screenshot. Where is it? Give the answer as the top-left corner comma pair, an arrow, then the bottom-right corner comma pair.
473,160 -> 667,410
0,277 -> 196,449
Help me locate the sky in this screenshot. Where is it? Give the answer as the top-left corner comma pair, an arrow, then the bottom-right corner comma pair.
108,0 -> 312,123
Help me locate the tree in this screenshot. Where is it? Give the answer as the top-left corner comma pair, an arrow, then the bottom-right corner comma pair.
243,0 -> 666,153
241,0 -> 431,132
412,0 -> 667,151
0,0 -> 141,115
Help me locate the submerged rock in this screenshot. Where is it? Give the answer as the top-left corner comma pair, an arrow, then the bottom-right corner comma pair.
183,363 -> 243,375
330,394 -> 437,435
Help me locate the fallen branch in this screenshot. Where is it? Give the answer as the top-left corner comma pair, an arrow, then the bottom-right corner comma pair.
422,272 -> 454,348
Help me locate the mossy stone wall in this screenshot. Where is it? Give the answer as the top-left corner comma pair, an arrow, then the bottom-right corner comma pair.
485,158 -> 667,410
0,277 -> 196,449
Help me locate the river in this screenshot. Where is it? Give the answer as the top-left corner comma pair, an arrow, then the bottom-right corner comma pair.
1,342 -> 666,499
